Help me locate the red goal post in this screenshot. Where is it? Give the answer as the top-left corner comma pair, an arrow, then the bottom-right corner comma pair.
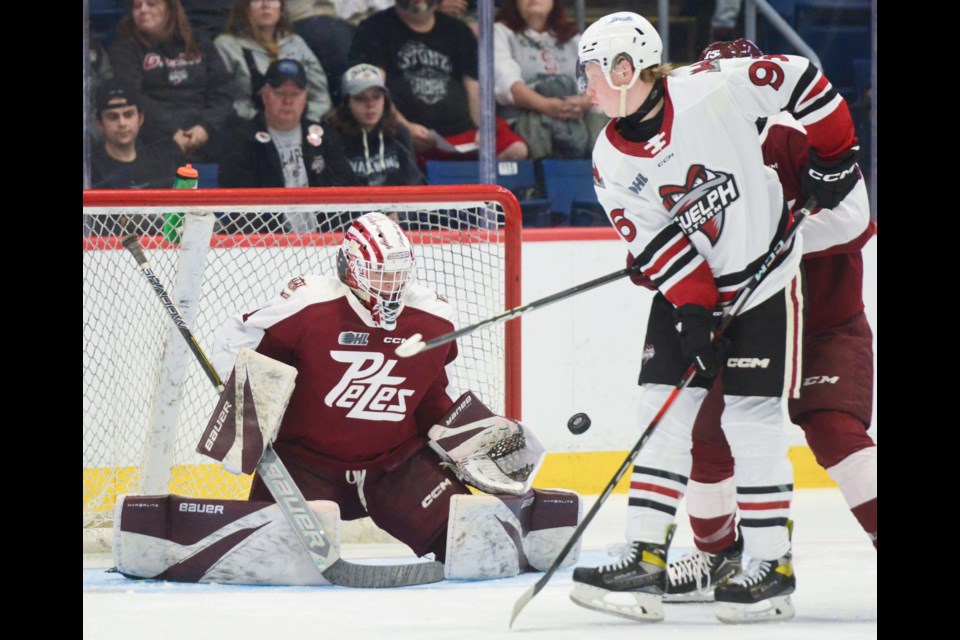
82,185 -> 522,538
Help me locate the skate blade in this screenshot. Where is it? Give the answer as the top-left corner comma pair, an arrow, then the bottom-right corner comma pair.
569,583 -> 664,622
664,589 -> 715,604
716,595 -> 795,624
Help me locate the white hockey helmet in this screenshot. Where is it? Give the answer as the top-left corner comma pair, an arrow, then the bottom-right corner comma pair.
577,12 -> 663,93
336,212 -> 415,331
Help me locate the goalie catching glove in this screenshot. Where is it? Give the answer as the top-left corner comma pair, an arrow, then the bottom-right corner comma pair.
428,392 -> 546,495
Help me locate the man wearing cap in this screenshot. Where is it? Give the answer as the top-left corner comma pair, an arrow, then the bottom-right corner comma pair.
318,63 -> 425,188
349,0 -> 528,162
219,58 -> 326,233
90,78 -> 185,191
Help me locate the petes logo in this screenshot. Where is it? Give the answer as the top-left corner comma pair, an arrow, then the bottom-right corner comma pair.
325,351 -> 414,420
338,331 -> 370,346
659,164 -> 740,245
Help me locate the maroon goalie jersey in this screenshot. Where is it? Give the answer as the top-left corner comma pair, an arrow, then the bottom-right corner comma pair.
211,275 -> 459,471
759,113 -> 875,335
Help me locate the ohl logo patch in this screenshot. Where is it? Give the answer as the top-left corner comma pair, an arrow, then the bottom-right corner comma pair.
659,164 -> 740,245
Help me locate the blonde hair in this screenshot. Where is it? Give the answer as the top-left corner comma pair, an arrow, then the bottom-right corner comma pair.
640,64 -> 674,82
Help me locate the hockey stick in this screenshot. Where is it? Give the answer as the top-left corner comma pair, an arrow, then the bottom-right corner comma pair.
121,234 -> 444,588
396,264 -> 643,358
508,197 -> 816,627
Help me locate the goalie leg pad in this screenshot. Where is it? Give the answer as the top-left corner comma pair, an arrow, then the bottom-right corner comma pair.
524,488 -> 583,571
113,494 -> 340,585
444,488 -> 582,579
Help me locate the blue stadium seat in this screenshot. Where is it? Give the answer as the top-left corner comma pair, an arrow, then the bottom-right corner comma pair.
540,159 -> 604,226
425,160 -> 553,227
803,25 -> 870,95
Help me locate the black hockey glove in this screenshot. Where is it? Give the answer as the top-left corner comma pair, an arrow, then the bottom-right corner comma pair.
802,146 -> 861,210
673,304 -> 727,379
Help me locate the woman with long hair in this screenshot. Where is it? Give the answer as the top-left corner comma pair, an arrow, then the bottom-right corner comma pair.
318,64 -> 425,187
214,0 -> 331,123
110,0 -> 233,161
493,0 -> 607,159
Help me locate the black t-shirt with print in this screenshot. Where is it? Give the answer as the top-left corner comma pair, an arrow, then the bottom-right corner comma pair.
350,9 -> 478,137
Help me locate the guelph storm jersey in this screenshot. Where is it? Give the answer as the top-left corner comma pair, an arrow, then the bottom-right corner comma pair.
211,276 -> 459,471
593,55 -> 857,312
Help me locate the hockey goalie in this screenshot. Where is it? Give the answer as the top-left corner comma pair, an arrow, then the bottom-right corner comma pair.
113,212 -> 582,584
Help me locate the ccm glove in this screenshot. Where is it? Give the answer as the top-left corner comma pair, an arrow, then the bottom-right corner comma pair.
803,146 -> 861,209
673,304 -> 726,378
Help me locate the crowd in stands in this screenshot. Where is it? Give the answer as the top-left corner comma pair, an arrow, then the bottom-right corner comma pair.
85,0 -> 679,230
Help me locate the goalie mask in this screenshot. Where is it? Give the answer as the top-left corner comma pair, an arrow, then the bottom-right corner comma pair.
337,212 -> 414,331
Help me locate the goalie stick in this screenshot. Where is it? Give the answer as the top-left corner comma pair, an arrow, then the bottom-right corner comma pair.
396,264 -> 643,358
508,197 -> 817,628
121,234 -> 444,588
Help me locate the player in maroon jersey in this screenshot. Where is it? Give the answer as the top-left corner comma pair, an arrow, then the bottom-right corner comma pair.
660,39 -> 877,604
210,212 -> 542,563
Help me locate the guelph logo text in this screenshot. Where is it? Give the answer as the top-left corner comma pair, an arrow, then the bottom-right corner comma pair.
659,164 -> 740,245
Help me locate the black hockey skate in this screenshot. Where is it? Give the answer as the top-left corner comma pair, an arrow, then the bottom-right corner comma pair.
714,551 -> 796,623
664,529 -> 743,603
569,526 -> 674,622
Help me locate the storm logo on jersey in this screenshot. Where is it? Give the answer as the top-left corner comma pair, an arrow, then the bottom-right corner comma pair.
659,164 -> 740,245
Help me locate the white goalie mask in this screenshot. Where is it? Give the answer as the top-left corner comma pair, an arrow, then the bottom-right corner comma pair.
577,12 -> 662,96
336,212 -> 415,331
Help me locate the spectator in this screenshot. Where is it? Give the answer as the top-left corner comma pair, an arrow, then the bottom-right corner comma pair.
219,59 -> 324,233
215,0 -> 331,124
350,0 -> 528,162
91,79 -> 185,190
319,64 -> 425,187
109,0 -> 233,162
710,0 -> 742,42
494,0 -> 607,160
90,79 -> 186,236
285,0 -> 369,104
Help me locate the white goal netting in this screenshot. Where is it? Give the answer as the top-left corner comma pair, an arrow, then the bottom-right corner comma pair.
83,186 -> 521,536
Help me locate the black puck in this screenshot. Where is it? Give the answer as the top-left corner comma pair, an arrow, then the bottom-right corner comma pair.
567,412 -> 592,435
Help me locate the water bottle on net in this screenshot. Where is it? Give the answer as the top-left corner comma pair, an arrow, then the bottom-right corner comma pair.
162,164 -> 199,244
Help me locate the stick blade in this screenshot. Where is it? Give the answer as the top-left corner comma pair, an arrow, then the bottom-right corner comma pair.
322,558 -> 444,588
509,585 -> 536,629
395,333 -> 425,358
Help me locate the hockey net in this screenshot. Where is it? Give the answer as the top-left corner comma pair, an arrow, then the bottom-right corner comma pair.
82,185 -> 521,546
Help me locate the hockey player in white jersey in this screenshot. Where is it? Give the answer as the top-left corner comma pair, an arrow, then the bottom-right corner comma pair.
568,12 -> 862,624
